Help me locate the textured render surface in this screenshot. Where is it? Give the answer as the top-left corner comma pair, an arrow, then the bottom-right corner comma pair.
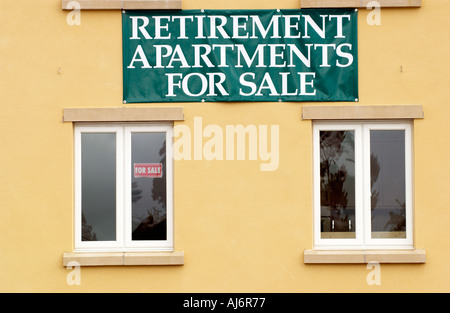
0,0 -> 448,293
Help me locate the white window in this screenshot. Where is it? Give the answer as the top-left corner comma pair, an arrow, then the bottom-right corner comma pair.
74,123 -> 173,252
313,121 -> 413,250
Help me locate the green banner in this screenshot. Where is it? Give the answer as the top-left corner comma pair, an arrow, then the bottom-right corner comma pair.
122,9 -> 358,103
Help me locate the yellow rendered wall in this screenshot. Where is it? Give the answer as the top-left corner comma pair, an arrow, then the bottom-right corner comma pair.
0,0 -> 449,292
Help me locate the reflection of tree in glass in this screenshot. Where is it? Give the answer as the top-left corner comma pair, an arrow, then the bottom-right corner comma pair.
151,141 -> 166,206
132,140 -> 167,240
132,181 -> 143,203
370,154 -> 380,213
320,131 -> 353,232
82,213 -> 97,241
384,200 -> 406,232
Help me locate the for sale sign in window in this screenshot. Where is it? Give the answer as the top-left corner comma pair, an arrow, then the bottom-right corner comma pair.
134,163 -> 163,178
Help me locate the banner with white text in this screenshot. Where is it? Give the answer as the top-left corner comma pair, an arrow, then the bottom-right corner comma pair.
122,9 -> 358,103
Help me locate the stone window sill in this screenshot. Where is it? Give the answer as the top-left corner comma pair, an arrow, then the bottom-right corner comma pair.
301,0 -> 421,8
63,251 -> 184,266
62,0 -> 181,10
304,249 -> 426,264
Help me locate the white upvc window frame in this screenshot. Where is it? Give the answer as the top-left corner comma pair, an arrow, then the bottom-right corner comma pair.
124,125 -> 174,251
313,120 -> 413,250
74,123 -> 174,252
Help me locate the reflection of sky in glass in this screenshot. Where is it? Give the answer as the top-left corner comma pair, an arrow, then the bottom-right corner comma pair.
370,130 -> 405,233
131,132 -> 166,233
81,133 -> 116,241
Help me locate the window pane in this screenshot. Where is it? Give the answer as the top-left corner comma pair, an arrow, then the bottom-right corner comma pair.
131,132 -> 167,241
319,131 -> 356,239
370,130 -> 406,238
81,133 -> 116,241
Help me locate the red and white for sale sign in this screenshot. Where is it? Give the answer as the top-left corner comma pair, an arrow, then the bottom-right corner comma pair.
134,163 -> 162,178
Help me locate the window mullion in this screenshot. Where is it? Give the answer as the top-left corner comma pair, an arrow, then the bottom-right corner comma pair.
354,124 -> 365,247
123,126 -> 132,249
116,126 -> 125,249
361,124 -> 371,248
165,126 -> 174,250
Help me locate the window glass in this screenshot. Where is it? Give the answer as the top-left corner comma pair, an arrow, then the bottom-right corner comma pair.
370,130 -> 406,238
131,132 -> 167,241
75,124 -> 173,252
313,121 -> 413,249
319,130 -> 356,239
81,133 -> 116,241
